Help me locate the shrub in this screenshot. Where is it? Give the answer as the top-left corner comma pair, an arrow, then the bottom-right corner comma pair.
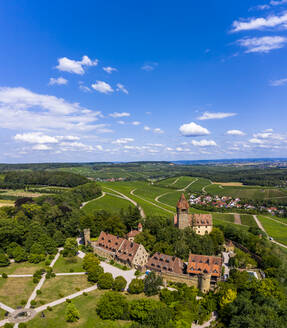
135,270 -> 141,276
112,276 -> 127,292
18,324 -> 27,328
83,292 -> 88,296
0,253 -> 10,267
45,260 -> 51,266
2,273 -> 8,279
30,300 -> 37,307
47,306 -> 53,311
4,323 -> 13,328
36,289 -> 42,295
65,302 -> 80,322
128,278 -> 144,294
66,298 -> 72,303
33,277 -> 39,284
87,264 -> 104,283
97,273 -> 114,290
20,299 -> 27,306
69,268 -> 74,273
83,253 -> 100,271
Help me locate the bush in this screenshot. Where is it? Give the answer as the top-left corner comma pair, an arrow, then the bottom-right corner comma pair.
87,264 -> 104,283
97,273 -> 114,289
66,298 -> 72,303
36,289 -> 42,295
33,278 -> 39,284
69,268 -> 74,273
112,276 -> 127,292
45,260 -> 51,266
30,300 -> 37,307
47,306 -> 53,311
83,292 -> 88,296
65,302 -> 80,322
18,324 -> 27,328
135,270 -> 142,276
83,253 -> 100,271
21,299 -> 27,306
4,323 -> 13,328
96,291 -> 128,320
128,278 -> 144,294
2,273 -> 8,279
0,253 -> 10,267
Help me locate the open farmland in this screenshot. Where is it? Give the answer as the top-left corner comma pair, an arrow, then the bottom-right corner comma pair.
258,215 -> 287,246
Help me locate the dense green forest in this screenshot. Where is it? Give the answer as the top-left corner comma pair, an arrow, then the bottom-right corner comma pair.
2,170 -> 88,188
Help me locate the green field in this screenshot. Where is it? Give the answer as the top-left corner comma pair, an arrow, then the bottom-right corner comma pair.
212,212 -> 235,223
35,276 -> 92,305
0,277 -> 35,308
53,256 -> 84,273
186,178 -> 212,193
0,261 -> 45,275
82,193 -> 135,215
258,216 -> 287,245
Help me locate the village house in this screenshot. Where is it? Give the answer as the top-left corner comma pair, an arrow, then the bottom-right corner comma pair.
145,252 -> 185,275
174,193 -> 213,235
187,253 -> 223,292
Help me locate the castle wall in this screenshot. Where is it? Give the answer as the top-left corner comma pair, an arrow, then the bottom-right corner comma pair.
83,229 -> 91,246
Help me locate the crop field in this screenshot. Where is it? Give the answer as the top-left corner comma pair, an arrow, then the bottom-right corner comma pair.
258,216 -> 287,245
240,214 -> 257,227
204,184 -> 287,201
211,212 -> 235,223
186,178 -> 212,193
82,193 -> 135,215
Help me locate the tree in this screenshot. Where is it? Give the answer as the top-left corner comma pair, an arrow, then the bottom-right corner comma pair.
63,238 -> 78,257
65,302 -> 80,322
112,276 -> 127,291
0,253 -> 10,267
129,298 -> 161,322
219,289 -> 237,308
144,306 -> 175,328
128,278 -> 144,294
134,230 -> 156,252
53,230 -> 65,247
83,253 -> 100,271
96,291 -> 128,320
97,272 -> 114,289
13,246 -> 27,262
30,242 -> 45,255
87,264 -> 104,283
144,271 -> 162,296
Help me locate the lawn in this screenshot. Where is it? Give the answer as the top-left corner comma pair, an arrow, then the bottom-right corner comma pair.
53,255 -> 84,273
28,289 -> 158,328
240,214 -> 257,227
258,216 -> 287,246
0,261 -> 45,275
82,193 -> 135,215
35,275 -> 92,305
0,277 -> 35,308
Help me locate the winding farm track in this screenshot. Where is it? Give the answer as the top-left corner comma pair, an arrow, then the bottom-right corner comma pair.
177,178 -> 199,191
103,187 -> 146,218
80,191 -> 106,208
170,177 -> 180,185
202,180 -> 213,193
253,215 -> 287,249
130,189 -> 174,215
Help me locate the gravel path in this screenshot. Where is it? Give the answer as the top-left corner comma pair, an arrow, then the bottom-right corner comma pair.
0,302 -> 14,313
177,178 -> 198,191
80,191 -> 106,209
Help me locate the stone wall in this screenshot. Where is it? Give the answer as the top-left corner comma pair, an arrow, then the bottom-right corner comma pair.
93,245 -> 114,261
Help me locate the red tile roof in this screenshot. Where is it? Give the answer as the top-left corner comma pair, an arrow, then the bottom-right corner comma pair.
187,254 -> 222,277
96,231 -> 124,252
127,230 -> 140,238
116,239 -> 140,262
146,252 -> 184,275
192,214 -> 213,226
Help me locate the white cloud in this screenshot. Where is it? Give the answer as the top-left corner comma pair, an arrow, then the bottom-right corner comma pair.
270,0 -> 287,6
226,129 -> 246,136
117,120 -> 125,125
14,132 -> 58,144
197,111 -> 237,120
112,138 -> 134,144
191,139 -> 217,147
141,62 -> 158,71
48,77 -> 68,86
232,12 -> 287,32
132,121 -> 141,126
144,126 -> 151,131
79,85 -> 91,92
103,66 -> 117,74
56,55 -> 98,75
249,138 -> 265,144
175,147 -> 191,152
109,112 -> 130,118
238,36 -> 287,53
154,128 -> 164,134
91,81 -> 114,94
60,141 -> 94,151
0,87 -> 103,131
179,122 -> 210,137
32,144 -> 52,151
116,83 -> 128,94
270,78 -> 287,86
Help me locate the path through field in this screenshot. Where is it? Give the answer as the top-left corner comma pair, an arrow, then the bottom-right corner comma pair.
177,178 -> 199,191
80,191 -> 106,208
234,214 -> 241,225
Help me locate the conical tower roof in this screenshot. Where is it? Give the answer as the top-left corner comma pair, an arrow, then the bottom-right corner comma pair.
177,193 -> 189,210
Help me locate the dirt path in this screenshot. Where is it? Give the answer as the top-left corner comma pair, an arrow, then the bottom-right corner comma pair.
234,213 -> 241,225
130,189 -> 174,214
80,191 -> 106,209
202,180 -> 213,193
170,177 -> 180,185
177,178 -> 199,192
154,192 -> 176,209
103,187 -> 146,218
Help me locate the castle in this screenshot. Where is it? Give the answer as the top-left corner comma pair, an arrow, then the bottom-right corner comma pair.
174,193 -> 213,235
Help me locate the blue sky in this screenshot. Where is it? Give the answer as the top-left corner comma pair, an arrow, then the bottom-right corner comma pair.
0,0 -> 287,163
